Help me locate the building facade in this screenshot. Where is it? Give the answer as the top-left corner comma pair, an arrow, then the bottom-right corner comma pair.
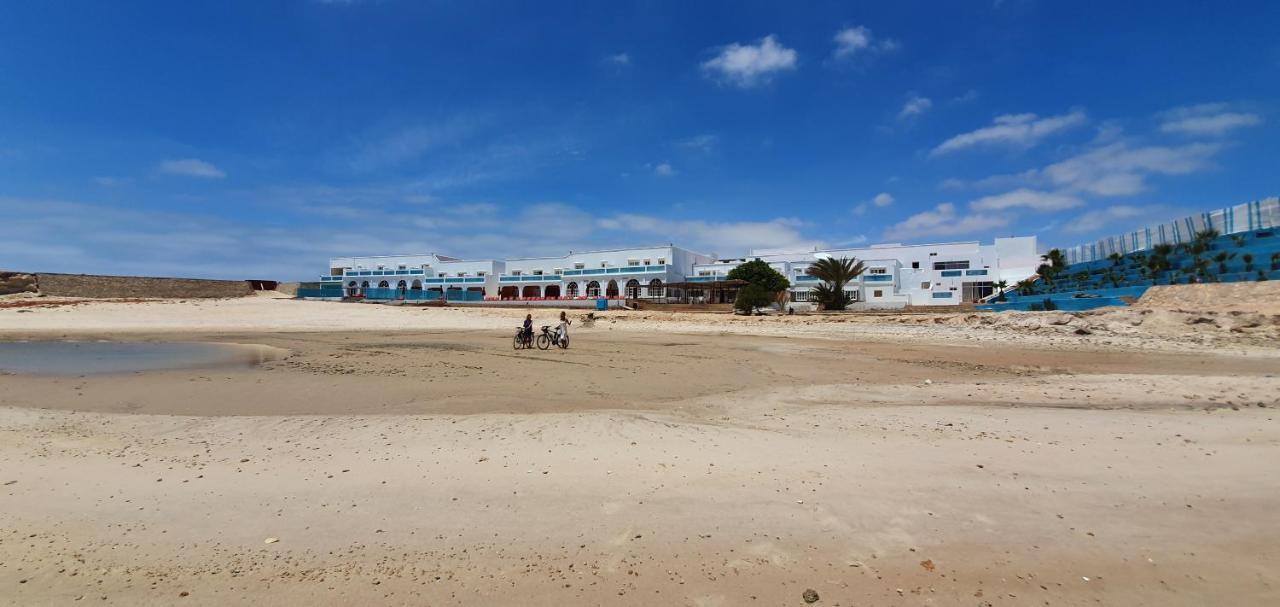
312,236 -> 1038,309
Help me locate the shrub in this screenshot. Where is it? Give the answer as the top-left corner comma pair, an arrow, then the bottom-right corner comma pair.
1042,298 -> 1058,311
734,283 -> 773,315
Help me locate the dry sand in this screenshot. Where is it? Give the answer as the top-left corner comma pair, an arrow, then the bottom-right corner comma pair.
1,293 -> 1278,605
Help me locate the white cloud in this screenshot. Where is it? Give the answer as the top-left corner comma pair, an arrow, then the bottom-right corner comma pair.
873,192 -> 895,207
1062,204 -> 1174,234
969,188 -> 1083,212
832,26 -> 898,59
598,214 -> 821,254
951,89 -> 978,103
1042,142 -> 1220,196
701,35 -> 797,88
653,162 -> 676,177
604,52 -> 631,67
883,202 -> 1010,241
898,94 -> 932,120
1158,103 -> 1261,136
930,110 -> 1087,156
158,158 -> 225,179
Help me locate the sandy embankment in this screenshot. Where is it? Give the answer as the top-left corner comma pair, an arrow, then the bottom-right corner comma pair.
0,291 -> 1277,605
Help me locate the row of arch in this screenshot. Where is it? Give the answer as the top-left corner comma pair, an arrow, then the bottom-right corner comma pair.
498,278 -> 664,300
344,278 -> 665,299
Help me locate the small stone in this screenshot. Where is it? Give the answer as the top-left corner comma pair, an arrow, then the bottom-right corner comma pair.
264,537 -> 279,544
802,588 -> 819,603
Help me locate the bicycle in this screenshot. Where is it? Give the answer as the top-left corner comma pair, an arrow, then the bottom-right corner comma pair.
536,325 -> 568,350
512,326 -> 534,350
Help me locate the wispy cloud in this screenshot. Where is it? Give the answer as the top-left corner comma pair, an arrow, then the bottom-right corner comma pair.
930,110 -> 1087,156
1158,103 -> 1261,136
158,158 -> 225,179
1062,204 -> 1179,234
701,35 -> 797,88
898,94 -> 932,120
1042,141 -> 1220,196
603,52 -> 631,67
675,134 -> 718,152
652,162 -> 676,177
883,202 -> 1009,241
832,25 -> 898,60
969,188 -> 1083,212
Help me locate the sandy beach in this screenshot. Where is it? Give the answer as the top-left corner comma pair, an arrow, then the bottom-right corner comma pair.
1,293 -> 1278,605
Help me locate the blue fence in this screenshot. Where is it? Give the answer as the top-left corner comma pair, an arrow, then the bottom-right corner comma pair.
296,288 -> 344,298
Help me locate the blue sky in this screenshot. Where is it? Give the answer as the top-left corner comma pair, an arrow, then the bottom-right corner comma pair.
1,1 -> 1277,279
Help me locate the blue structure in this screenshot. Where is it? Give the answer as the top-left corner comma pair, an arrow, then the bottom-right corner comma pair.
980,227 -> 1280,312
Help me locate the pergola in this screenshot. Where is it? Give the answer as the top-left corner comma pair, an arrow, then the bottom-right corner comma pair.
655,279 -> 748,304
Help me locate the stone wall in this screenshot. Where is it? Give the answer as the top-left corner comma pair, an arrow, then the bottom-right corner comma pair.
0,271 -> 39,296
34,273 -> 255,299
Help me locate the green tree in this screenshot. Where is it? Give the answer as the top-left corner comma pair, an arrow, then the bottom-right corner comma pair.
804,257 -> 865,311
994,280 -> 1009,302
1036,248 -> 1067,288
727,260 -> 790,311
733,283 -> 773,315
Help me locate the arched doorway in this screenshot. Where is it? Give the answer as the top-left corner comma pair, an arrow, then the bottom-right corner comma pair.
410,279 -> 422,291
360,281 -> 370,291
625,279 -> 641,299
585,281 -> 601,297
521,285 -> 541,299
544,284 -> 561,299
446,286 -> 462,301
428,287 -> 444,301
565,282 -> 579,297
347,281 -> 359,297
648,279 -> 663,298
499,286 -> 519,300
466,287 -> 485,301
396,280 -> 407,298
378,280 -> 390,288
605,280 -> 619,298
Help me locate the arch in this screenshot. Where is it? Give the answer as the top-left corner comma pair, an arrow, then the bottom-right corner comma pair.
499,286 -> 519,300
410,279 -> 422,290
445,286 -> 463,301
360,280 -> 370,289
347,280 -> 359,297
647,278 -> 663,298
466,287 -> 484,301
378,280 -> 390,288
521,285 -> 541,299
565,282 -> 579,297
428,287 -> 444,301
543,284 -> 561,299
605,279 -> 619,298
585,281 -> 601,297
625,279 -> 641,299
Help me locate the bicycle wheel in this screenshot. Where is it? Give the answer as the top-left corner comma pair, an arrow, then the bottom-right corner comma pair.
536,333 -> 551,350
513,334 -> 523,350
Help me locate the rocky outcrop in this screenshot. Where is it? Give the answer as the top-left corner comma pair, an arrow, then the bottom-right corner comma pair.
33,273 -> 254,299
0,271 -> 38,296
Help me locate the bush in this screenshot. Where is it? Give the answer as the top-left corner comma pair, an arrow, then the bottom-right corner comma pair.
734,284 -> 773,315
1042,298 -> 1058,311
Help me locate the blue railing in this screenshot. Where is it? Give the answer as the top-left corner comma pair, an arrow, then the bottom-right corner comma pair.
339,269 -> 427,278
931,291 -> 953,298
940,270 -> 963,277
499,275 -> 563,282
794,275 -> 819,282
687,275 -> 722,282
863,274 -> 893,282
296,288 -> 345,298
965,269 -> 988,276
562,265 -> 668,277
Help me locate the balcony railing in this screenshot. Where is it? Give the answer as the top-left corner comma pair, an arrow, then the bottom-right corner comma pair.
499,275 -> 563,283
561,264 -> 668,277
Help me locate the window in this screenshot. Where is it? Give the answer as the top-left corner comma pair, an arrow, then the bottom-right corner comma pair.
377,265 -> 385,270
511,270 -> 522,276
532,269 -> 543,276
643,259 -> 651,265
869,267 -> 887,275
791,290 -> 810,302
932,260 -> 971,271
627,259 -> 641,266
657,258 -> 666,265
911,261 -> 920,269
873,289 -> 883,297
456,273 -> 466,277
574,262 -> 585,270
553,268 -> 562,275
921,282 -> 930,290
398,265 -> 407,270
476,272 -> 486,277
438,273 -> 446,278
600,261 -> 608,268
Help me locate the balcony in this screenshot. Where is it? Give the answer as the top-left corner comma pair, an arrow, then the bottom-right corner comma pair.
499,275 -> 563,283
863,274 -> 893,282
561,264 -> 669,277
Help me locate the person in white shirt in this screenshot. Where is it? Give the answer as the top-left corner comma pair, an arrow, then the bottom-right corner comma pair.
555,311 -> 571,347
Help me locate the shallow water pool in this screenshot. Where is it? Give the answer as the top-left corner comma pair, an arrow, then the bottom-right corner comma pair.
0,341 -> 278,376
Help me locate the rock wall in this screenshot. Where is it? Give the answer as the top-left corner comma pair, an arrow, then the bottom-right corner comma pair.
0,271 -> 39,295
35,273 -> 255,299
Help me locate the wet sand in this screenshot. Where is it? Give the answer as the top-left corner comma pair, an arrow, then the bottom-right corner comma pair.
0,298 -> 1278,605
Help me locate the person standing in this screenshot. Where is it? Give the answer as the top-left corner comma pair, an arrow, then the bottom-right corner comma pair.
555,311 -> 571,347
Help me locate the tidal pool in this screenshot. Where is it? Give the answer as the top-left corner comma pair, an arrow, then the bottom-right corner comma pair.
0,341 -> 279,376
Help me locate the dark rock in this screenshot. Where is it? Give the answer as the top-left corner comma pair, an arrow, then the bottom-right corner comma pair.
802,588 -> 819,603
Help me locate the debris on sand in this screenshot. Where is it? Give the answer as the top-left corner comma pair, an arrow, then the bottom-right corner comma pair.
802,588 -> 820,603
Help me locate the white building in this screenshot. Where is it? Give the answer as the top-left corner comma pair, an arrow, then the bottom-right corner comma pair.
691,236 -> 1039,309
314,236 -> 1038,308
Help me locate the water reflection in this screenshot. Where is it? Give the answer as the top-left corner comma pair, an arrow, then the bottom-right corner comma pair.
0,341 -> 280,376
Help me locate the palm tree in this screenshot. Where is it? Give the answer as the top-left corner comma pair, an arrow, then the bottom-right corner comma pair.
1036,248 -> 1067,289
994,280 -> 1009,302
1108,252 -> 1123,266
805,256 -> 865,310
1242,253 -> 1254,272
